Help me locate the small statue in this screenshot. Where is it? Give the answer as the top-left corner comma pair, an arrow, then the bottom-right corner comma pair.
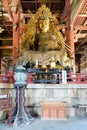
50,57 -> 56,69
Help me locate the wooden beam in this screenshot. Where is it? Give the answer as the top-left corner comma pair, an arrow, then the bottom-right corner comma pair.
74,26 -> 87,30
75,33 -> 86,38
22,0 -> 64,4
3,12 -> 66,20
0,46 -> 13,49
0,38 -> 12,40
78,14 -> 87,17
4,13 -> 33,18
0,24 -> 12,27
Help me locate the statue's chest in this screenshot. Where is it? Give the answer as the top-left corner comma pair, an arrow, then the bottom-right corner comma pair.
37,33 -> 52,42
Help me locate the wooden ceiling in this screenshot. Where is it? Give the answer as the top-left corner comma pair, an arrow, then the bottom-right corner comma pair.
0,0 -> 87,69
21,0 -> 65,13
72,0 -> 87,55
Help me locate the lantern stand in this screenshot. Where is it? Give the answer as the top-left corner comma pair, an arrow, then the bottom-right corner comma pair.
13,62 -> 31,126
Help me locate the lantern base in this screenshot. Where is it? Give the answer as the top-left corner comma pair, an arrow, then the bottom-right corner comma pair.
13,85 -> 32,126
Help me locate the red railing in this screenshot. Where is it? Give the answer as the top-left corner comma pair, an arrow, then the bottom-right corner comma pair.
0,70 -> 87,84
67,73 -> 87,84
0,70 -> 14,83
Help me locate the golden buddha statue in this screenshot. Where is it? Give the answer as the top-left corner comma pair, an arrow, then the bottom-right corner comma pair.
21,5 -> 70,67
33,10 -> 62,52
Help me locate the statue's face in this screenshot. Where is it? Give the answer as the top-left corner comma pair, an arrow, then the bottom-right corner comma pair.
38,18 -> 49,33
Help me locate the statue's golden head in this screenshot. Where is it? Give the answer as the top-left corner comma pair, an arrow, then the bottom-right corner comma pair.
38,10 -> 50,33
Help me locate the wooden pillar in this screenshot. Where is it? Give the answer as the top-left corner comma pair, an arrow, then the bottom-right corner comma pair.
70,25 -> 75,73
65,0 -> 75,59
65,0 -> 71,57
0,41 -> 2,72
11,1 -> 20,64
69,25 -> 75,59
65,0 -> 76,73
2,0 -> 21,64
12,27 -> 19,62
76,54 -> 81,73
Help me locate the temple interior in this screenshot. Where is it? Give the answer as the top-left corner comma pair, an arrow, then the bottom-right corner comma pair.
0,0 -> 87,128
